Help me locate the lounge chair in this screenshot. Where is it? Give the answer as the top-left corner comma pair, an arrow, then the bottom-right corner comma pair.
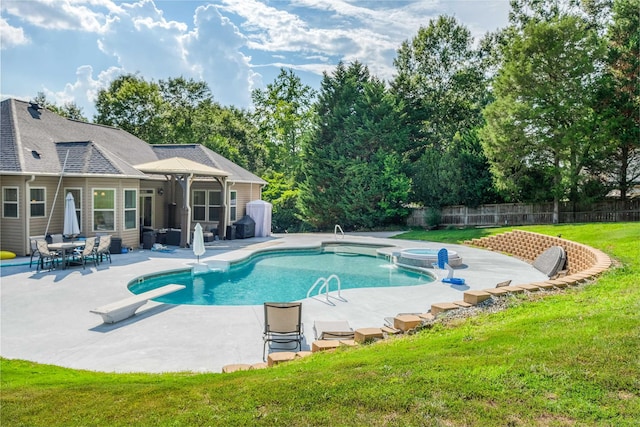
35,239 -> 60,272
263,302 -> 304,361
496,280 -> 512,288
313,320 -> 354,340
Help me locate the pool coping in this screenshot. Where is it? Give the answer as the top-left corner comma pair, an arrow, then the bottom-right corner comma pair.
0,232 -> 550,373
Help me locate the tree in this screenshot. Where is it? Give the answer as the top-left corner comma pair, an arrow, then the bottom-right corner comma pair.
595,0 -> 640,200
252,69 -> 316,179
94,74 -> 165,144
157,76 -> 215,146
261,171 -> 304,232
94,75 -> 265,171
299,62 -> 410,230
391,16 -> 493,207
392,16 -> 488,155
480,7 -> 607,221
33,92 -> 88,122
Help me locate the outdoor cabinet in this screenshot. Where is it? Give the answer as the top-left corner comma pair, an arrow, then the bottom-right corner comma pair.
142,232 -> 155,250
111,237 -> 123,254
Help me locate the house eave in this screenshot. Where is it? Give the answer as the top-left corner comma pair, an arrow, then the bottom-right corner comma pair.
0,171 -> 147,180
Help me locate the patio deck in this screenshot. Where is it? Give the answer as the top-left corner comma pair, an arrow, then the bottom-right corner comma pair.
0,232 -> 548,373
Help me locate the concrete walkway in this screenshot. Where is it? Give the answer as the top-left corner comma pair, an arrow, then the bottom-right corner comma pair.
0,232 -> 548,373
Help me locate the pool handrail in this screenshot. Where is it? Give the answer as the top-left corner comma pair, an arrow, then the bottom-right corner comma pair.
334,224 -> 344,240
306,274 -> 343,305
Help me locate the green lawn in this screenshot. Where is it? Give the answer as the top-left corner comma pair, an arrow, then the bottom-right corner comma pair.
2,223 -> 639,426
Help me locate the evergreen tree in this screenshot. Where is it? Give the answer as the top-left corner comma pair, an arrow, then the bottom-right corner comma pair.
299,62 -> 410,230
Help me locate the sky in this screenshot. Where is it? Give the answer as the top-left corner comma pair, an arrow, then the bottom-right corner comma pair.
1,0 -> 511,119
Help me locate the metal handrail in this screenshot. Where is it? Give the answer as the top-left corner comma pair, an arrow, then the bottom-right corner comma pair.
306,274 -> 343,304
334,224 -> 344,240
306,277 -> 327,299
318,274 -> 342,302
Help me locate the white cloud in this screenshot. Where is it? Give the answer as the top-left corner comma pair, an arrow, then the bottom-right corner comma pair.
1,0 -> 112,32
183,5 -> 260,106
45,65 -> 122,117
217,0 -> 441,82
0,17 -> 30,49
97,0 -> 190,79
0,0 -> 511,116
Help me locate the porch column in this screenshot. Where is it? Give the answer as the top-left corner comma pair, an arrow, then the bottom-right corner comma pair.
220,178 -> 228,239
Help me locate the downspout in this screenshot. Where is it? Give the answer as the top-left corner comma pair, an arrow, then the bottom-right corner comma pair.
24,174 -> 35,255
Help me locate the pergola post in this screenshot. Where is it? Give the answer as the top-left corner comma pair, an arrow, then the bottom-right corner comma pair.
176,174 -> 193,248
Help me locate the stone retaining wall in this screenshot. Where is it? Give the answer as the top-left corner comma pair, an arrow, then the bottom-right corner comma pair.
466,230 -> 610,275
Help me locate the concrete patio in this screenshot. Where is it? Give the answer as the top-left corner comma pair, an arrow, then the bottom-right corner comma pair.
0,232 -> 548,373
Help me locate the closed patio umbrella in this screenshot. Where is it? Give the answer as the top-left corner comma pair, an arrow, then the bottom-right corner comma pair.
63,192 -> 80,239
192,222 -> 205,263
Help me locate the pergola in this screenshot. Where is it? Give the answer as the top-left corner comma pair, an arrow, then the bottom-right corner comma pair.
134,157 -> 229,247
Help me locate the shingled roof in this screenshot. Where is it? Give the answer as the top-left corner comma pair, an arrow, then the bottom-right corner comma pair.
152,144 -> 265,184
0,98 -> 266,184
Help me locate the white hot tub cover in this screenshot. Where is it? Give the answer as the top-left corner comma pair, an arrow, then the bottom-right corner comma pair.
246,200 -> 272,237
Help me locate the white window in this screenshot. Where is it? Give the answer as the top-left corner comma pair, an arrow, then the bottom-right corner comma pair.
192,190 -> 206,221
124,189 -> 137,230
64,188 -> 82,231
2,187 -> 18,218
93,188 -> 115,231
229,190 -> 237,222
30,187 -> 45,217
208,190 -> 222,222
192,189 -> 223,222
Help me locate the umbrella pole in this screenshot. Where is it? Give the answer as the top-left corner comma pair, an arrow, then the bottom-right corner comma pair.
45,150 -> 69,237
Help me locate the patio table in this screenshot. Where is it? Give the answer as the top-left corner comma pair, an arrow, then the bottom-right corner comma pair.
48,241 -> 85,270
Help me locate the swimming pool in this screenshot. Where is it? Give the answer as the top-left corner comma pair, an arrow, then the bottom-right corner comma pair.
128,248 -> 434,306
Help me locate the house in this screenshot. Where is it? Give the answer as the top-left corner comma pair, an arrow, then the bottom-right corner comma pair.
0,98 -> 267,256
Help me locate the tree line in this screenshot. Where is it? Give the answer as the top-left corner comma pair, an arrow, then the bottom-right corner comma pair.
39,0 -> 639,231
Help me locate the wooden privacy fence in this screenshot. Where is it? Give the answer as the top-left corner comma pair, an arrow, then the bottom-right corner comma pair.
407,200 -> 640,227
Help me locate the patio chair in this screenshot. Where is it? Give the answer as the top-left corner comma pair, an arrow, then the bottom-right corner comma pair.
29,235 -> 45,268
50,233 -> 64,243
35,239 -> 60,272
95,235 -> 112,264
313,320 -> 354,340
263,302 -> 304,361
74,237 -> 97,269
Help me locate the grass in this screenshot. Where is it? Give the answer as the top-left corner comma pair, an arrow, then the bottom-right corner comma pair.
2,223 -> 639,426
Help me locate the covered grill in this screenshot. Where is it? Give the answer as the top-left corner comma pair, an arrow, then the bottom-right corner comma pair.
234,215 -> 255,239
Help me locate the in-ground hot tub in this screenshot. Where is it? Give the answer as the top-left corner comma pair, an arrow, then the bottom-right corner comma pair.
396,248 -> 463,268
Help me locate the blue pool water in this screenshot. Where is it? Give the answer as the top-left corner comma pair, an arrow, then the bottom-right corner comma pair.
128,250 -> 433,306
